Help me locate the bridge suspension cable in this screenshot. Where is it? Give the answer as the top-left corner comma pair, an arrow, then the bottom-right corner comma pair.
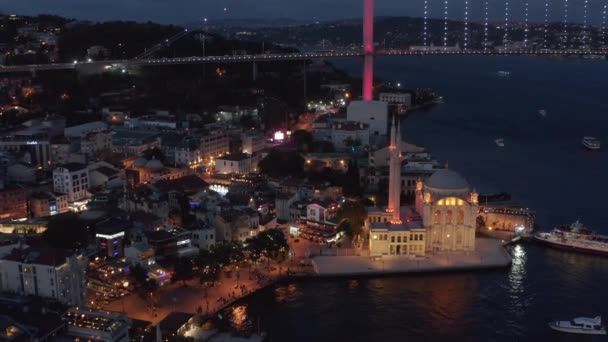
583,0 -> 590,48
484,0 -> 490,50
443,0 -> 449,49
544,0 -> 551,48
503,0 -> 511,47
562,0 -> 569,50
464,0 -> 470,50
524,1 -> 530,48
603,2 -> 608,48
134,29 -> 191,60
423,0 -> 429,46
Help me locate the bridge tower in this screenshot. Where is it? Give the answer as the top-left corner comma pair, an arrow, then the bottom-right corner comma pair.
363,0 -> 374,101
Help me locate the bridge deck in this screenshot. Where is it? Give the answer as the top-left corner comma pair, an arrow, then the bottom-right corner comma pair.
0,49 -> 606,73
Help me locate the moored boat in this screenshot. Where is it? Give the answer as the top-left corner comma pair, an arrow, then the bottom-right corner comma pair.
548,316 -> 607,335
494,138 -> 505,147
534,221 -> 608,256
582,136 -> 601,150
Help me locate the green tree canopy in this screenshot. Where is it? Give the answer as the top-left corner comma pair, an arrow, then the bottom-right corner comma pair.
43,213 -> 90,250
258,150 -> 304,178
246,228 -> 289,261
337,200 -> 368,239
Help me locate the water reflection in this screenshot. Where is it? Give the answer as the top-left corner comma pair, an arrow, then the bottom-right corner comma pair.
423,274 -> 474,337
274,283 -> 303,304
224,304 -> 253,334
506,244 -> 529,335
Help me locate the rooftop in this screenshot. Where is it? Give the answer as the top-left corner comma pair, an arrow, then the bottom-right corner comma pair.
2,246 -> 75,266
216,153 -> 252,162
56,163 -> 87,172
154,175 -> 209,193
426,169 -> 469,190
92,166 -> 119,177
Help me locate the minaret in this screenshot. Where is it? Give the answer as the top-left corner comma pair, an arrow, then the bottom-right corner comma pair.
386,116 -> 402,224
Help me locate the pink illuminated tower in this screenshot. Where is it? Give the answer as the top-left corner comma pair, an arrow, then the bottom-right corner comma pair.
363,0 -> 374,101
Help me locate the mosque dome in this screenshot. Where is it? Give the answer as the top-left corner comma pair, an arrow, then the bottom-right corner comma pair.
425,169 -> 469,191
145,159 -> 163,170
134,157 -> 148,167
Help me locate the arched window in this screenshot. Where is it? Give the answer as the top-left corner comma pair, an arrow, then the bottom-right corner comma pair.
446,210 -> 453,224
457,210 -> 465,224
456,230 -> 463,244
433,211 -> 441,225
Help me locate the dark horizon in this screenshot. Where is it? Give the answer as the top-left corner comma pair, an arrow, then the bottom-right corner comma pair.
1,0 -> 600,26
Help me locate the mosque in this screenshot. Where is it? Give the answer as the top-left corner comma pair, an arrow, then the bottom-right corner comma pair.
368,118 -> 479,257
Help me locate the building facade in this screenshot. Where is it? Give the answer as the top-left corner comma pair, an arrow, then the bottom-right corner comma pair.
415,169 -> 479,252
214,154 -> 256,174
200,131 -> 230,160
379,92 -> 413,106
0,186 -> 28,220
29,192 -> 69,218
53,163 -> 89,202
0,247 -> 87,306
368,118 -> 428,257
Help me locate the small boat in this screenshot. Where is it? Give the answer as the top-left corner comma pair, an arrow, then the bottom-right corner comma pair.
494,138 -> 505,147
549,316 -> 607,335
497,70 -> 511,77
538,109 -> 547,117
582,136 -> 601,150
433,96 -> 445,104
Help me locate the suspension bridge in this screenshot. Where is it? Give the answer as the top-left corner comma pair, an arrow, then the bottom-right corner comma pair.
0,0 -> 606,82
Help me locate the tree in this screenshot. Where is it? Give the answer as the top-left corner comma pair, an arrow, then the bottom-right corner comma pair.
246,229 -> 289,261
258,150 -> 304,178
337,200 -> 368,239
291,130 -> 313,153
239,114 -> 257,129
342,160 -> 363,198
173,258 -> 194,286
43,213 -> 90,249
131,264 -> 148,285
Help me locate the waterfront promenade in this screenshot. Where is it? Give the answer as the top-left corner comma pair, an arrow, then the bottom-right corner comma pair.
312,238 -> 512,277
103,263 -> 292,325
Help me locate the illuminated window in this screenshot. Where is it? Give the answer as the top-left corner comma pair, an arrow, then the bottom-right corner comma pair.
457,210 -> 465,224
433,211 -> 441,225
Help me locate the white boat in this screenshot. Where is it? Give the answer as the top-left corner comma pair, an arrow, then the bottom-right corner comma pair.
549,316 -> 607,335
582,136 -> 601,150
497,70 -> 511,77
494,138 -> 505,147
538,109 -> 547,117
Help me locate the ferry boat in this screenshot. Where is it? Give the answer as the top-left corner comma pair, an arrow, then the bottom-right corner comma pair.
549,316 -> 607,335
494,138 -> 505,147
534,221 -> 608,256
582,137 -> 601,150
497,70 -> 511,77
538,109 -> 547,117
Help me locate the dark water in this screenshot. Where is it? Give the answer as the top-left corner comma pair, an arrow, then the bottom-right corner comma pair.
223,56 -> 608,341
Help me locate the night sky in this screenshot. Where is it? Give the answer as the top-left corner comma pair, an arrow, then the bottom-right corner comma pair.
1,0 -> 599,24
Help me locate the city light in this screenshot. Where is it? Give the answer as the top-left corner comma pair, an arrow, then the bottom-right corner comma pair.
544,0 -> 550,48
274,131 -> 285,142
524,1 -> 529,48
423,0 -> 428,47
464,0 -> 469,50
503,0 -> 510,46
563,0 -> 569,50
484,1 -> 490,50
443,0 -> 449,49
